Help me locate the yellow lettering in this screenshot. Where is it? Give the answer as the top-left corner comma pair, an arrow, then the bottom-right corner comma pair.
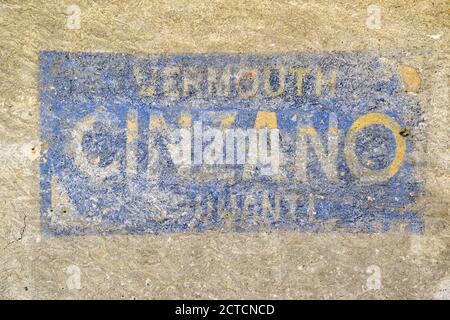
316,68 -> 337,97
163,67 -> 180,97
289,68 -> 310,96
264,66 -> 286,97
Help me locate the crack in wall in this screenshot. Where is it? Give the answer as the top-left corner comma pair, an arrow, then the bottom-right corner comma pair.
3,214 -> 27,249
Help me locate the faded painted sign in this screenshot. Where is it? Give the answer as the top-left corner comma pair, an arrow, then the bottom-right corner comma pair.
39,51 -> 424,235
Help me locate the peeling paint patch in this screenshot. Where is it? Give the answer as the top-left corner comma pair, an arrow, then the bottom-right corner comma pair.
39,51 -> 424,235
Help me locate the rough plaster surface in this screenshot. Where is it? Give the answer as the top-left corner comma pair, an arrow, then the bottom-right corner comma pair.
0,0 -> 448,299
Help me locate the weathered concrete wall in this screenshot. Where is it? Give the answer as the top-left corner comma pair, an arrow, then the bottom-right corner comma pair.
0,0 -> 448,299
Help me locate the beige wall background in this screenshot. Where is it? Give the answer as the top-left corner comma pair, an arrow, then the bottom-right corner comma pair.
0,0 -> 448,299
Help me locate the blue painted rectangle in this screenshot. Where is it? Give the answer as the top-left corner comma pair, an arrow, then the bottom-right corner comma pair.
39,51 -> 424,235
